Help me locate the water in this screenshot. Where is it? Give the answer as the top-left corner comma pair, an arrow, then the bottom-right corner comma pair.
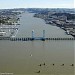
0,12 -> 74,75
16,12 -> 73,38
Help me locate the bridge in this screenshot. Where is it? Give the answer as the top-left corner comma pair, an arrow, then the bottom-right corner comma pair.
10,37 -> 75,41
0,30 -> 75,41
0,37 -> 75,41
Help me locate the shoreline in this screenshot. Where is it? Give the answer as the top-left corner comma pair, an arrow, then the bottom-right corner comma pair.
34,12 -> 75,37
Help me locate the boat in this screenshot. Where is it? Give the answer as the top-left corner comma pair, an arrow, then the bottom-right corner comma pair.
66,30 -> 70,35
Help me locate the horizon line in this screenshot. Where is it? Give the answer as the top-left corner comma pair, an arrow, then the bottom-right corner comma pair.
0,7 -> 75,10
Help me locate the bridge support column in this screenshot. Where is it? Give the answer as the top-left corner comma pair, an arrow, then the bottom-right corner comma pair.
43,30 -> 45,38
32,30 -> 34,39
42,30 -> 45,41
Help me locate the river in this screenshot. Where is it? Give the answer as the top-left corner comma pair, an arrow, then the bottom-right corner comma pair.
0,12 -> 74,75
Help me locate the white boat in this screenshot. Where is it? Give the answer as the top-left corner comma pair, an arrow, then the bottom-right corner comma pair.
66,30 -> 70,35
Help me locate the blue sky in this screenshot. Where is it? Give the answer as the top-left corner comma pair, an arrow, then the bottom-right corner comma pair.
0,0 -> 74,9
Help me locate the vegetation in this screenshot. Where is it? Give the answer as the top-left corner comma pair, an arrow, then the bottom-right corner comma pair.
52,13 -> 75,20
0,19 -> 5,24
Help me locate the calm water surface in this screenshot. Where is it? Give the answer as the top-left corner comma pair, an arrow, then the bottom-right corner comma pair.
0,12 -> 74,75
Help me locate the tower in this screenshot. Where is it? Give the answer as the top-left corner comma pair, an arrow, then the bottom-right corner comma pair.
43,30 -> 45,38
32,30 -> 34,38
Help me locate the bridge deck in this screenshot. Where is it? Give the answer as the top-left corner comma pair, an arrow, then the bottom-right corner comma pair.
0,37 -> 75,41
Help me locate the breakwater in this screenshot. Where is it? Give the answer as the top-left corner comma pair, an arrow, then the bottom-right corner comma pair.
0,37 -> 75,41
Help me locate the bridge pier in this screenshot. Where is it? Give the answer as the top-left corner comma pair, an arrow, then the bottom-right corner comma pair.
32,30 -> 34,38
43,30 -> 45,38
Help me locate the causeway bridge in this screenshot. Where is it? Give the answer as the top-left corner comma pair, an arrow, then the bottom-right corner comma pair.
0,30 -> 75,41
9,37 -> 75,41
0,37 -> 75,41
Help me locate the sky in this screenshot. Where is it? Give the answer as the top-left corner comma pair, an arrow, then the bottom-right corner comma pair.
0,0 -> 74,9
